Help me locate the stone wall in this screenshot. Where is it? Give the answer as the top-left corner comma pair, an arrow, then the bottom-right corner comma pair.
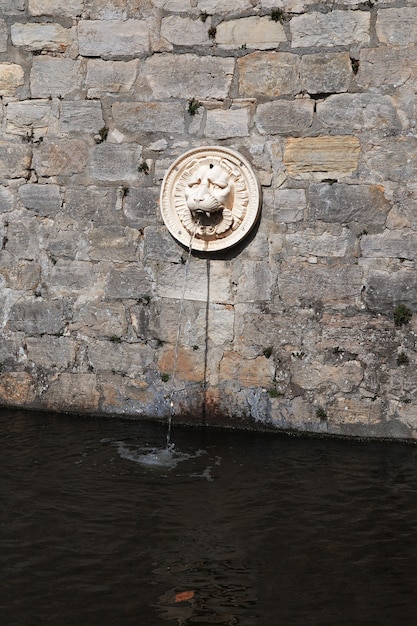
1,0 -> 417,439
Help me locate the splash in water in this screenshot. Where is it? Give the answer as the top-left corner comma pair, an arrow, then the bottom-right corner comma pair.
114,441 -> 207,470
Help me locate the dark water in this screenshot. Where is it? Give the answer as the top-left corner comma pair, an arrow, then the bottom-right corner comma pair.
2,409 -> 417,625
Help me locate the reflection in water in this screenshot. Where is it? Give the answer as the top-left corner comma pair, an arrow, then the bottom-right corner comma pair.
2,410 -> 417,625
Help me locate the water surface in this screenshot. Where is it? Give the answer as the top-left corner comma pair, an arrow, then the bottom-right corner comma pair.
2,409 -> 417,625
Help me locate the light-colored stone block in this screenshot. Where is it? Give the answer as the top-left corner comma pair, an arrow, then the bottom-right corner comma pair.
33,139 -> 89,176
26,336 -> 76,369
238,52 -> 299,98
87,226 -> 140,262
364,137 -> 417,182
0,0 -> 25,14
0,63 -> 25,96
0,187 -> 14,212
58,101 -> 104,135
112,101 -> 185,135
196,0 -> 252,11
78,20 -> 150,58
145,54 -> 234,99
271,188 -> 306,223
361,231 -> 417,261
6,100 -> 51,138
161,16 -> 210,46
317,94 -> 400,132
86,59 -> 139,98
255,100 -> 314,135
284,231 -> 349,258
0,19 -> 7,52
284,136 -> 360,176
290,11 -> 370,48
18,183 -> 61,216
11,23 -> 73,52
376,8 -> 417,45
29,0 -> 83,16
357,47 -> 417,89
205,106 -> 250,139
90,143 -> 142,182
220,351 -> 274,387
30,57 -> 82,98
300,52 -> 352,94
216,16 -> 286,50
292,360 -> 363,392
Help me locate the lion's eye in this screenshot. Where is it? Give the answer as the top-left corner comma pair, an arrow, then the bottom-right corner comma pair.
188,179 -> 200,188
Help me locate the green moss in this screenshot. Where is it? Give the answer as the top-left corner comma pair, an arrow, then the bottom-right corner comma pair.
393,304 -> 412,327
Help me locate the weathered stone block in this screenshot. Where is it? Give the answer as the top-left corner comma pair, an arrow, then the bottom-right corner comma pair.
88,226 -> 140,262
309,183 -> 390,230
49,260 -> 98,292
145,54 -> 234,99
376,8 -> 417,45
278,261 -> 363,308
0,372 -> 36,406
0,18 -> 6,52
364,268 -> 417,313
70,302 -> 128,337
86,59 -> 139,98
78,20 -> 150,58
292,360 -> 363,392
11,23 -> 73,52
29,0 -> 83,16
105,264 -> 153,299
238,52 -> 299,98
33,139 -> 89,177
143,226 -> 183,263
270,188 -> 306,223
0,187 -> 14,212
317,94 -> 400,132
356,47 -> 417,89
158,346 -> 205,383
290,11 -> 370,48
90,143 -> 142,182
7,298 -> 66,334
300,52 -> 352,94
0,0 -> 25,14
156,260 -> 232,304
161,16 -> 210,46
58,101 -> 104,135
220,351 -> 274,387
26,336 -> 76,369
255,99 -> 314,135
46,230 -> 89,261
0,143 -> 31,180
363,137 -> 417,182
0,63 -> 25,96
361,231 -> 417,261
30,57 -> 83,98
235,261 -> 271,302
196,0 -> 252,11
205,106 -> 250,139
42,373 -> 100,412
88,340 -> 154,375
4,218 -> 40,258
283,136 -> 360,176
112,102 -> 185,135
123,187 -> 159,229
284,231 -> 350,258
18,183 -> 61,216
216,16 -> 286,50
6,100 -> 51,138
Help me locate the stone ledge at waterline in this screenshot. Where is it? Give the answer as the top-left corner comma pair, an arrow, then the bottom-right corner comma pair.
1,0 -> 417,440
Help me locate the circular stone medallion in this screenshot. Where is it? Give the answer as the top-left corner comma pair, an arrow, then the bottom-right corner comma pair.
160,146 -> 261,252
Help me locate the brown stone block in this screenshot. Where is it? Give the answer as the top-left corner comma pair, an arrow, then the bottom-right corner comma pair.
42,373 -> 100,412
33,139 -> 89,177
158,346 -> 204,383
220,351 -> 274,387
0,372 -> 36,406
284,136 -> 360,175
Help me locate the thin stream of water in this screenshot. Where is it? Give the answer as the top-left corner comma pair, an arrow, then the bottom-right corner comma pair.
167,223 -> 199,447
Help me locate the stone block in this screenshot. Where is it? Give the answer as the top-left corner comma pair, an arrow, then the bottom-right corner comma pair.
290,11 -> 370,48
26,336 -> 76,369
33,139 -> 89,177
112,102 -> 185,135
46,231 -> 89,261
196,0 -> 252,11
42,373 -> 100,412
30,57 -> 83,98
363,137 -> 417,183
284,231 -> 349,258
364,268 -> 417,313
0,18 -> 6,52
87,226 -> 140,262
49,260 -> 98,292
7,298 -> 66,334
70,302 -> 128,337
376,8 -> 417,45
356,47 -> 417,89
317,94 -> 400,132
205,106 -> 250,139
157,346 -> 205,383
238,52 -> 299,98
271,188 -> 306,223
292,360 -> 363,393
78,20 -> 150,58
4,218 -> 40,258
0,372 -> 36,406
235,261 -> 271,303
278,261 -> 363,308
104,264 -> 153,299
283,136 -> 360,176
0,63 -> 25,96
145,54 -> 234,100
156,259 -> 232,304
0,143 -> 31,180
143,226 -> 183,263
86,60 -> 139,98
0,0 -> 25,13
255,99 -> 314,135
58,101 -> 104,135
18,184 -> 61,216
64,186 -> 118,223
6,100 -> 51,138
123,187 -> 159,229
29,0 -> 83,16
309,183 -> 390,230
220,351 -> 274,387
90,143 -> 142,183
300,52 -> 352,94
11,23 -> 73,52
161,16 -> 210,46
88,340 -> 154,375
361,231 -> 417,261
0,187 -> 14,212
216,16 -> 286,50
